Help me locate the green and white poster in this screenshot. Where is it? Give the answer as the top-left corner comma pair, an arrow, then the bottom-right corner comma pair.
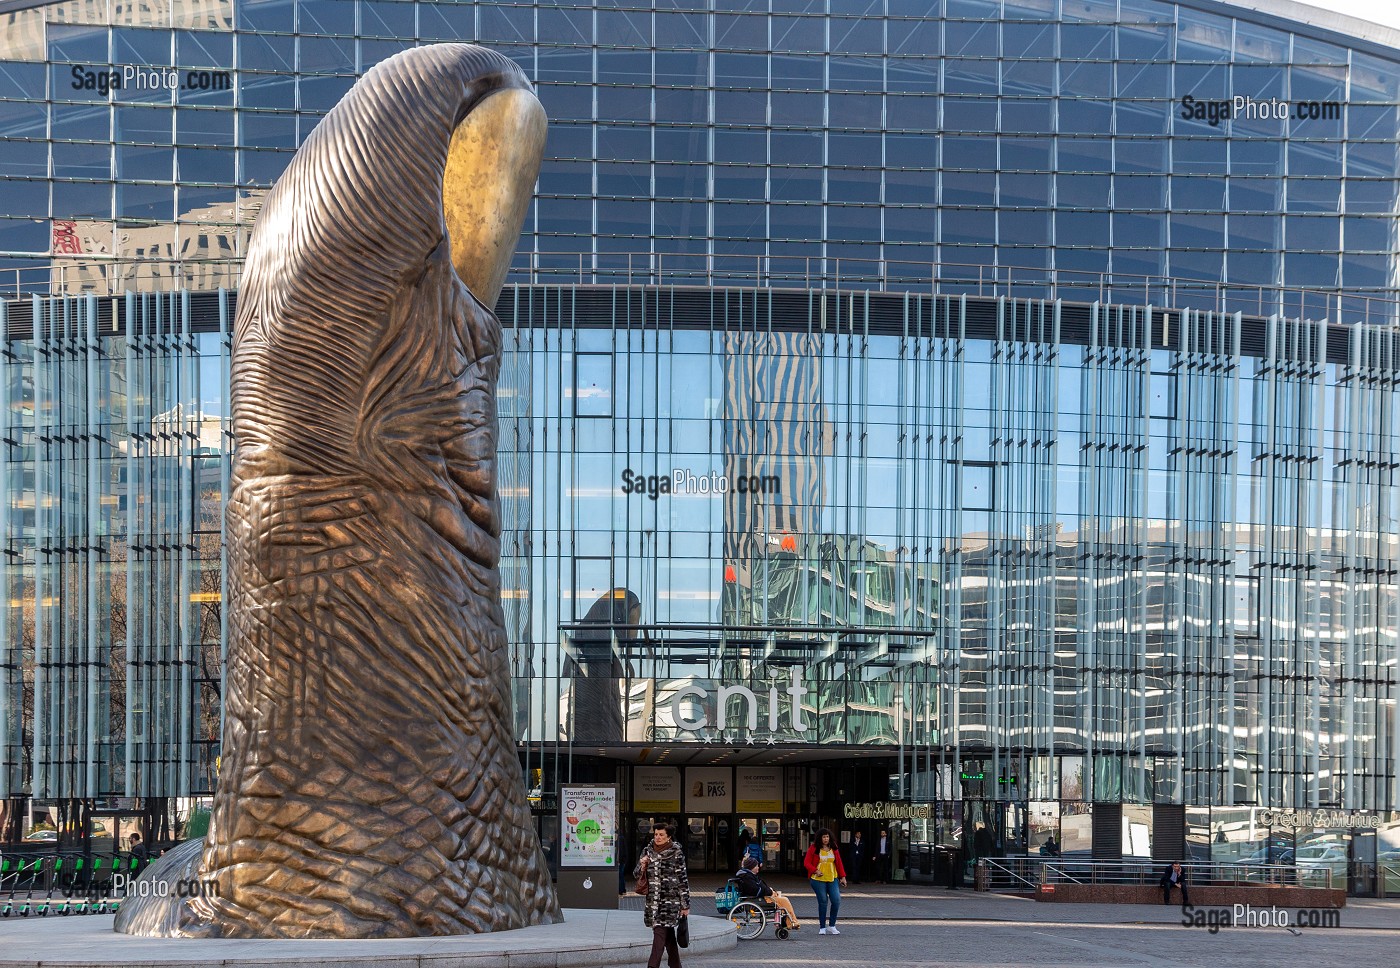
561,784 -> 617,868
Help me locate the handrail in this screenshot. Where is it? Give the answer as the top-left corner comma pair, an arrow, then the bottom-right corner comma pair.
981,857 -> 1041,890
4,252 -> 1398,326
974,857 -> 1337,891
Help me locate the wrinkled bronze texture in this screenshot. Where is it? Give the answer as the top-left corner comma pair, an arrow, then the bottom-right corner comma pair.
115,43 -> 558,939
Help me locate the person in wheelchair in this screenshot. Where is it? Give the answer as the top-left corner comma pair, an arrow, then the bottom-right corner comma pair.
735,855 -> 802,930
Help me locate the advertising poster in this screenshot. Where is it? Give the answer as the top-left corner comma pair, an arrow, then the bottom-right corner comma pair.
633,767 -> 682,812
684,766 -> 733,812
735,768 -> 783,813
561,784 -> 616,868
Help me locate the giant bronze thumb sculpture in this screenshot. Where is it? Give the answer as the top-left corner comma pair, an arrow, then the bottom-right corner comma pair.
115,44 -> 558,938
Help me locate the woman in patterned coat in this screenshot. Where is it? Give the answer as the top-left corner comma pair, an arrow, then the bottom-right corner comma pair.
634,821 -> 691,968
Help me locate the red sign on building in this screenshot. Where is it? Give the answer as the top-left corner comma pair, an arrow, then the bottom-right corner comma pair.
51,220 -> 82,255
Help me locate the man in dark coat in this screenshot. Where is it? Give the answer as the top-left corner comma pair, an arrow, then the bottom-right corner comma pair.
875,828 -> 891,883
973,823 -> 994,861
1159,861 -> 1190,906
129,832 -> 151,869
847,831 -> 866,883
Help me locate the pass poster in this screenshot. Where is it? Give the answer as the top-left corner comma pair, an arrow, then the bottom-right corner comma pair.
561,784 -> 617,868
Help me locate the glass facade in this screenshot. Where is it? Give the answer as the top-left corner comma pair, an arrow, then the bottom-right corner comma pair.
1,1 -> 1399,862
3,285 -> 1397,819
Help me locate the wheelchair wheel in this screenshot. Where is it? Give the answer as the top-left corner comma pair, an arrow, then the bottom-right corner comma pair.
775,926 -> 790,940
727,901 -> 766,940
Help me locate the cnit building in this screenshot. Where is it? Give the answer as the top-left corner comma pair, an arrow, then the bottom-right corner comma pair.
0,0 -> 1398,891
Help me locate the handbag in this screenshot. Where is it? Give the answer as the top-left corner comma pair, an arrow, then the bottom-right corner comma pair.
635,870 -> 649,894
676,915 -> 690,948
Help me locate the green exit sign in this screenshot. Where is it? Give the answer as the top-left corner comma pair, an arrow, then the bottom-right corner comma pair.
960,771 -> 985,781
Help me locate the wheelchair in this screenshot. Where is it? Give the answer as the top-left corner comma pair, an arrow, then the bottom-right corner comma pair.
715,879 -> 795,941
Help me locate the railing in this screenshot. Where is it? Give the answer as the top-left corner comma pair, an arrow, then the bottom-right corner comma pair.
5,252 -> 1399,327
1382,862 -> 1400,898
979,857 -> 1334,893
980,856 -> 1042,891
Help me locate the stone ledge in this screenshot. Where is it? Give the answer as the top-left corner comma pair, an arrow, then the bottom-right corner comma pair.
1034,883 -> 1346,908
0,909 -> 736,967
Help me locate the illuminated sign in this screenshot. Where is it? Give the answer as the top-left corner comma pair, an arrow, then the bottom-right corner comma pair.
1258,810 -> 1380,829
843,802 -> 933,820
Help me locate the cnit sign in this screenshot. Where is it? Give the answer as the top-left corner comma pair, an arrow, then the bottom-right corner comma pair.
670,668 -> 810,734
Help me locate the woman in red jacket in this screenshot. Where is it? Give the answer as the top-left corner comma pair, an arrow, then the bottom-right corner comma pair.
803,827 -> 847,935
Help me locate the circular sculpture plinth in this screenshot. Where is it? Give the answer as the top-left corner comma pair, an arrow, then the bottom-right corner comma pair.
2,909 -> 736,967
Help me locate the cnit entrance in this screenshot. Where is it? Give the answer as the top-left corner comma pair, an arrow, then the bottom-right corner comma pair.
624,754 -> 898,875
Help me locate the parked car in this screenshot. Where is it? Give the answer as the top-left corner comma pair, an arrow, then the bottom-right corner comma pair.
1239,846 -> 1294,865
23,829 -> 57,842
1295,844 -> 1348,871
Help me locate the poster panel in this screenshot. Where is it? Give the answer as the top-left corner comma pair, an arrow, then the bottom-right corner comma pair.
735,768 -> 783,813
684,766 -> 733,812
633,766 -> 682,812
561,784 -> 617,868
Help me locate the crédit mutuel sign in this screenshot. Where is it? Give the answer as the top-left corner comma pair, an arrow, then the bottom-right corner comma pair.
843,802 -> 934,820
1258,810 -> 1381,829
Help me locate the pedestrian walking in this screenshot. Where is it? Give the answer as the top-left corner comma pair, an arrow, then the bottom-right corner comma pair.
803,827 -> 847,935
635,821 -> 690,968
129,832 -> 151,870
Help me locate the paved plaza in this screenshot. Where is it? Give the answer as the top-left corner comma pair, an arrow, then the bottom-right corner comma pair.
657,878 -> 1400,968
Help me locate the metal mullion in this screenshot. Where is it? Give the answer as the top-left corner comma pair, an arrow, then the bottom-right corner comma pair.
165,292 -> 180,793
896,295 -> 910,630
178,291 -> 193,796
85,294 -> 100,797
0,298 -> 7,799
124,291 -> 136,798
32,294 -> 48,799
157,292 -> 172,794
950,300 -> 964,761
1217,310 -> 1241,807
1083,304 -> 1101,793
140,294 -> 155,796
56,297 -> 71,800
1259,316 -> 1278,805
1344,323 -> 1361,811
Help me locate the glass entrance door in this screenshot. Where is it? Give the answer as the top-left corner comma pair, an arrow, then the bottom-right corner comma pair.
738,816 -> 786,873
965,799 -> 1003,859
684,816 -> 713,871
